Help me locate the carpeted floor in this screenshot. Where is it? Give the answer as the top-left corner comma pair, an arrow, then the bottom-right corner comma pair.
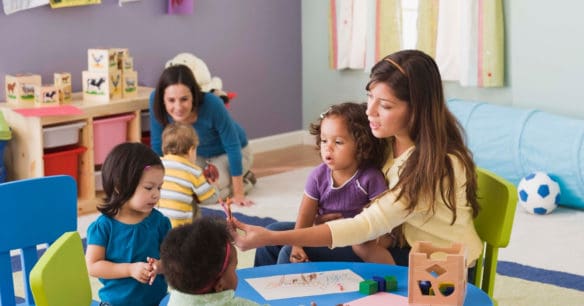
71,167 -> 584,305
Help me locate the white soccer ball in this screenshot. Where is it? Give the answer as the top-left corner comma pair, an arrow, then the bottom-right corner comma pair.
517,172 -> 561,215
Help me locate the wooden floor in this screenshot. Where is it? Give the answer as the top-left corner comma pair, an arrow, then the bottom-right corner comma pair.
251,145 -> 321,178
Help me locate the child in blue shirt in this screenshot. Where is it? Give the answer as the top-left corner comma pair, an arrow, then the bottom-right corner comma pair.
86,142 -> 172,306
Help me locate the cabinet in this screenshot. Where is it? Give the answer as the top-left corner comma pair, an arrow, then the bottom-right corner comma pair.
0,87 -> 153,215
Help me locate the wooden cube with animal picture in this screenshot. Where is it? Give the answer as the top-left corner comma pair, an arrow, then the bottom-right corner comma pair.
122,70 -> 138,98
54,72 -> 71,86
87,48 -> 118,73
5,73 -> 42,104
34,84 -> 60,106
121,56 -> 133,72
112,48 -> 129,69
83,70 -> 122,102
54,72 -> 72,103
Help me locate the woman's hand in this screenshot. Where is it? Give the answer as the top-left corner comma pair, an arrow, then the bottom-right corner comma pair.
231,218 -> 269,251
231,175 -> 254,206
314,212 -> 343,225
290,246 -> 309,263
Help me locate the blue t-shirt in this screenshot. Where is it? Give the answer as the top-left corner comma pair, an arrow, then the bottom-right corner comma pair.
149,91 -> 249,176
87,209 -> 171,306
305,163 -> 388,218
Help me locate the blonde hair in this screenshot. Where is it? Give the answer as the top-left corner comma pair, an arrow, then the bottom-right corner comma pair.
162,123 -> 199,156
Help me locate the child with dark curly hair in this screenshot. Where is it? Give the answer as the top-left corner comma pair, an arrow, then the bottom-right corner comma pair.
254,102 -> 394,266
160,217 -> 261,305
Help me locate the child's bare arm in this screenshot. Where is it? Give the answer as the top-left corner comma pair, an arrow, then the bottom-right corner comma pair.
85,244 -> 155,284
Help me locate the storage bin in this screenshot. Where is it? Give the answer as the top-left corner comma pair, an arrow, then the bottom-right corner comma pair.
42,121 -> 86,149
93,113 -> 135,165
0,111 -> 12,183
140,110 -> 150,132
43,145 -> 87,182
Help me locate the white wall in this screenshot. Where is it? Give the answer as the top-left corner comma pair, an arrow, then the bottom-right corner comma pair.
301,0 -> 584,128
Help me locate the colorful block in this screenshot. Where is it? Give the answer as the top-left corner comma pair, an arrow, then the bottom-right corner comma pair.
121,56 -> 133,72
5,73 -> 42,103
122,70 -> 138,98
34,85 -> 59,106
359,279 -> 378,295
82,70 -> 121,102
372,276 -> 386,292
384,275 -> 398,292
54,72 -> 71,87
88,48 -> 118,73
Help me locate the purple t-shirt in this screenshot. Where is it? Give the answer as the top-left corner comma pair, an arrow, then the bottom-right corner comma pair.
304,163 -> 388,218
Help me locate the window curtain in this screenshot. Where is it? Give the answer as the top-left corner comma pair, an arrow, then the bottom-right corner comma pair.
329,0 -> 402,71
328,0 -> 504,87
420,0 -> 505,87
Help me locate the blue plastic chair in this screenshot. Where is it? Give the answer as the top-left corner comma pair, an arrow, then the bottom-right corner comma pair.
0,175 -> 77,306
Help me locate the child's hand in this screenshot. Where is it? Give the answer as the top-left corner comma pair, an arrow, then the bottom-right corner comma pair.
129,262 -> 154,284
290,246 -> 309,263
147,257 -> 162,285
314,212 -> 343,225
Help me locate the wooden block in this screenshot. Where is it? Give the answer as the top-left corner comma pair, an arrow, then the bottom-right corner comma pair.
57,84 -> 73,103
109,70 -> 122,100
112,48 -> 129,69
408,241 -> 467,306
121,56 -> 134,72
5,73 -> 42,103
87,48 -> 118,73
34,84 -> 59,106
122,70 -> 138,98
54,72 -> 72,87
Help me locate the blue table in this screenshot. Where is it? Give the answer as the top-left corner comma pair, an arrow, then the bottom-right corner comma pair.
235,262 -> 493,306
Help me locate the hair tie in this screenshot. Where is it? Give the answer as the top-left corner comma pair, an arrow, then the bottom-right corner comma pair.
384,58 -> 407,76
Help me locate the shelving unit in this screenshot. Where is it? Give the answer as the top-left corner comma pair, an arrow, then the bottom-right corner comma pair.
0,86 -> 153,215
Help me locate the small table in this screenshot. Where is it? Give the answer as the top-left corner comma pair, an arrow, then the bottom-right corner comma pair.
235,262 -> 493,306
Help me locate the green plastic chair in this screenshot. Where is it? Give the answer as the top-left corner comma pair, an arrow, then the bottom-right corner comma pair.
472,167 -> 518,305
29,231 -> 97,306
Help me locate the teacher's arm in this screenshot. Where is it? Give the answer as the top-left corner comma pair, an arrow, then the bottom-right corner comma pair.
232,218 -> 333,251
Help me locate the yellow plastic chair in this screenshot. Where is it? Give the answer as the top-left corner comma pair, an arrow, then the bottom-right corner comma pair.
472,167 -> 518,305
29,231 -> 98,306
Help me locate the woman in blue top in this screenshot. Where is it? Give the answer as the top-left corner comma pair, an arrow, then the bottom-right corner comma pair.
86,142 -> 171,306
150,65 -> 255,206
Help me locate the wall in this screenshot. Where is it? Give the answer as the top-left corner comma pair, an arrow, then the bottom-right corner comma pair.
0,1 -> 302,139
302,0 -> 584,128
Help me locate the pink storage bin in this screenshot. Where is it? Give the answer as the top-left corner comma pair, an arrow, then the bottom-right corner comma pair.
93,113 -> 135,165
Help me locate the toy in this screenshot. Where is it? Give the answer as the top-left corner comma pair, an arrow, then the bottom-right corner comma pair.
384,275 -> 397,292
358,275 -> 398,295
5,73 -> 41,103
358,279 -> 378,295
203,161 -> 219,182
517,171 -> 561,215
165,53 -> 234,107
408,241 -> 467,306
